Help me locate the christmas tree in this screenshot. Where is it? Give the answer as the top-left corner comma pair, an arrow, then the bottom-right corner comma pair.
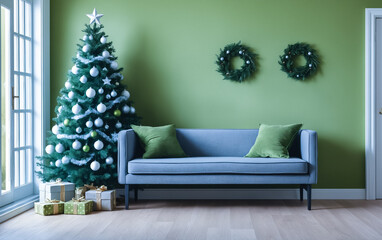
37,9 -> 140,188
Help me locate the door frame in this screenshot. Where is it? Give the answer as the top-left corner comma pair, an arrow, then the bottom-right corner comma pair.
365,8 -> 382,200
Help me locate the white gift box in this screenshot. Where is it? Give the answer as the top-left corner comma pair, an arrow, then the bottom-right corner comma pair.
39,181 -> 75,202
85,190 -> 116,211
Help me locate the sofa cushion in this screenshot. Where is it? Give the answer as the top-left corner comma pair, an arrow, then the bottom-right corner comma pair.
128,157 -> 308,175
245,123 -> 302,158
131,124 -> 187,158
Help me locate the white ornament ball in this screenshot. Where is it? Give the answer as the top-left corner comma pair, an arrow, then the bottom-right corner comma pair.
52,125 -> 59,135
110,61 -> 118,70
68,91 -> 74,99
55,159 -> 62,167
71,65 -> 79,75
80,75 -> 88,84
285,56 -> 289,59
90,66 -> 99,77
72,104 -> 82,114
50,162 -> 54,166
309,64 -> 312,67
58,106 -> 63,113
122,105 -> 130,113
308,52 -> 312,55
116,82 -> 120,86
105,125 -> 109,130
122,90 -> 130,99
226,50 -> 230,54
86,87 -> 96,98
100,36 -> 107,44
106,94 -> 111,99
111,90 -> 117,97
130,107 -> 136,114
94,118 -> 104,127
62,156 -> 70,165
72,140 -> 82,150
296,75 -> 300,78
97,103 -> 107,113
220,57 -> 224,61
76,127 -> 82,133
246,60 -> 250,64
239,50 -> 243,55
105,157 -> 113,165
90,161 -> 100,171
94,140 -> 104,150
65,81 -> 71,89
82,44 -> 90,53
98,88 -> 104,94
86,120 -> 93,128
89,35 -> 93,40
82,35 -> 88,41
45,145 -> 55,154
55,143 -> 65,153
115,121 -> 122,129
102,50 -> 110,58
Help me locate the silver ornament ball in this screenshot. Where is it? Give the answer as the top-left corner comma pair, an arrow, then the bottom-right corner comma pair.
45,145 -> 55,154
90,161 -> 100,171
80,75 -> 88,84
105,157 -> 113,165
90,66 -> 99,77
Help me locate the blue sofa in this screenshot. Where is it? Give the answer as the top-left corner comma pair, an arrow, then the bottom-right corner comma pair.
118,129 -> 317,210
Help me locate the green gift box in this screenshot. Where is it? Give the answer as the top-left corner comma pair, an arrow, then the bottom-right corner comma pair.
64,199 -> 93,215
34,200 -> 65,216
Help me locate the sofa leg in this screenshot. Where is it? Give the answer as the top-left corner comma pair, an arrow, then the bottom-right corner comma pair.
299,185 -> 304,201
134,186 -> 138,202
125,184 -> 129,210
306,184 -> 312,210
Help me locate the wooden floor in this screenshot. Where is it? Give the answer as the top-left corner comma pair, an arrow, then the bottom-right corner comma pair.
1,200 -> 382,240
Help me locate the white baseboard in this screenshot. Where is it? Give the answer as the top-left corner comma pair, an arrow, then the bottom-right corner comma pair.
122,188 -> 366,200
0,195 -> 39,223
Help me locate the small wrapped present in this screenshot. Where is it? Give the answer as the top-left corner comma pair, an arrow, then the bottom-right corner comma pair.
34,199 -> 64,216
75,183 -> 96,200
39,178 -> 75,202
85,185 -> 116,211
64,197 -> 93,215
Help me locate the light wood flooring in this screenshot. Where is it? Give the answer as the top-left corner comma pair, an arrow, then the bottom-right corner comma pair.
1,200 -> 382,240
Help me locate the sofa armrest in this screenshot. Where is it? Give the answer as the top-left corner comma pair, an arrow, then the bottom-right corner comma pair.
300,130 -> 317,184
118,129 -> 137,184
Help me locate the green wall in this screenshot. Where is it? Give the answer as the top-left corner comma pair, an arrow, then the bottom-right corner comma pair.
50,0 -> 382,188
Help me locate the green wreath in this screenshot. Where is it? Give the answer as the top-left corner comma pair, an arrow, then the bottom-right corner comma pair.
216,42 -> 257,82
278,43 -> 319,80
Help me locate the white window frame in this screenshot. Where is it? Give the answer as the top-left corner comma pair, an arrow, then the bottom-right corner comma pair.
0,0 -> 48,223
32,0 -> 49,195
365,8 -> 382,200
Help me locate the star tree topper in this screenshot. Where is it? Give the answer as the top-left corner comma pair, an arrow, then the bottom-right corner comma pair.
87,8 -> 103,25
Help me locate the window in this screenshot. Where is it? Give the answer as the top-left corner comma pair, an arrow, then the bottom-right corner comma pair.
0,0 -> 34,208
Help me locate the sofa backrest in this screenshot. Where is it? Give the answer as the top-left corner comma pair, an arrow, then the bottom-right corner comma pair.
176,129 -> 301,157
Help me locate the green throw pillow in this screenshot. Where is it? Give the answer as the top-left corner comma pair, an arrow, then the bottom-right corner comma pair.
245,123 -> 302,158
131,124 -> 187,158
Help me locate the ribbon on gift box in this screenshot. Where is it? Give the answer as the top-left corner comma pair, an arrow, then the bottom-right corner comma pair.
84,183 -> 97,190
72,197 -> 85,214
45,199 -> 60,214
95,185 -> 107,210
50,178 -> 65,201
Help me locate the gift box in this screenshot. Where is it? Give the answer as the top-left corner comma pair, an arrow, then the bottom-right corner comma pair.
39,179 -> 75,202
64,198 -> 93,215
34,200 -> 65,216
85,189 -> 116,211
